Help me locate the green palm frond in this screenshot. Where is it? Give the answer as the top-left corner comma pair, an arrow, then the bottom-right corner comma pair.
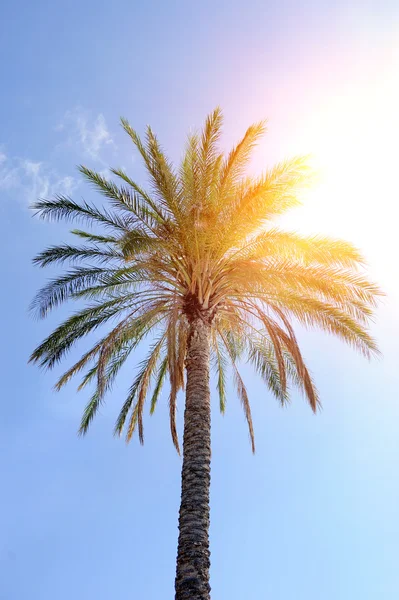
180,133 -> 201,210
78,165 -> 162,232
30,266 -> 111,318
70,229 -> 119,244
30,295 -> 158,369
247,338 -> 289,405
32,195 -> 131,232
29,299 -> 131,368
213,339 -> 228,413
78,339 -> 137,435
121,118 -> 181,222
109,167 -> 168,222
271,308 -> 319,412
33,244 -> 123,267
150,357 -> 168,414
113,335 -> 166,443
70,266 -> 149,300
145,127 -> 181,214
219,329 -> 255,452
120,229 -> 161,259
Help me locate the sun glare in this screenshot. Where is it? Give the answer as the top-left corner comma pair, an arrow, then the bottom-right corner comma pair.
281,48 -> 399,280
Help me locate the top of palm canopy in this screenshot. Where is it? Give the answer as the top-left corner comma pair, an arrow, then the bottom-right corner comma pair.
29,107 -> 382,454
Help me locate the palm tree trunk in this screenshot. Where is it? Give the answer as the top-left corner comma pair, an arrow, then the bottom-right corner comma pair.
175,317 -> 211,600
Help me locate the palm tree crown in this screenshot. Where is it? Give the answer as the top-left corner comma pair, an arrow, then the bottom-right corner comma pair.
30,108 -> 381,452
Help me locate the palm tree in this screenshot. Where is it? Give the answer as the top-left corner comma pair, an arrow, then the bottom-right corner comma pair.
30,108 -> 380,600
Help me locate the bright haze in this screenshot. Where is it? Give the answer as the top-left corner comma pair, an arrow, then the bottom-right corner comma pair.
1,1 -> 398,599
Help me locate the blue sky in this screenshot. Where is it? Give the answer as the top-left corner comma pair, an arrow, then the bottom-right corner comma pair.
1,1 -> 399,598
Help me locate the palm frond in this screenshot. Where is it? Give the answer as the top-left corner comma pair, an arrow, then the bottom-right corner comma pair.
219,330 -> 255,452
78,165 -> 162,232
120,229 -> 160,260
33,244 -> 123,267
218,120 -> 266,202
235,229 -> 365,268
169,386 -> 180,454
150,357 -> 168,414
271,308 -> 319,412
217,157 -> 310,253
121,118 -> 181,223
31,195 -> 130,232
30,267 -> 111,318
70,229 -> 119,244
270,295 -> 379,357
78,339 -> 136,435
180,132 -> 201,210
213,338 -> 228,413
110,167 -> 168,222
199,107 -> 223,205
29,295 -> 150,369
247,338 -> 289,405
114,335 -> 166,443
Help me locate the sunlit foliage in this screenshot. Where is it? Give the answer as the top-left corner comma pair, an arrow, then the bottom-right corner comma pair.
30,108 -> 381,452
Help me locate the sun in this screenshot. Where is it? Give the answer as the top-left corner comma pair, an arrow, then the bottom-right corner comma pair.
280,51 -> 399,281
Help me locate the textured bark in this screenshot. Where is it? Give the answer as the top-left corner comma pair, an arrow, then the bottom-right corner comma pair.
175,317 -> 211,600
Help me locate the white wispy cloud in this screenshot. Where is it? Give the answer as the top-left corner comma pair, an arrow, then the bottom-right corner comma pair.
1,107 -> 114,207
0,150 -> 77,204
56,107 -> 116,162
0,154 -> 20,190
